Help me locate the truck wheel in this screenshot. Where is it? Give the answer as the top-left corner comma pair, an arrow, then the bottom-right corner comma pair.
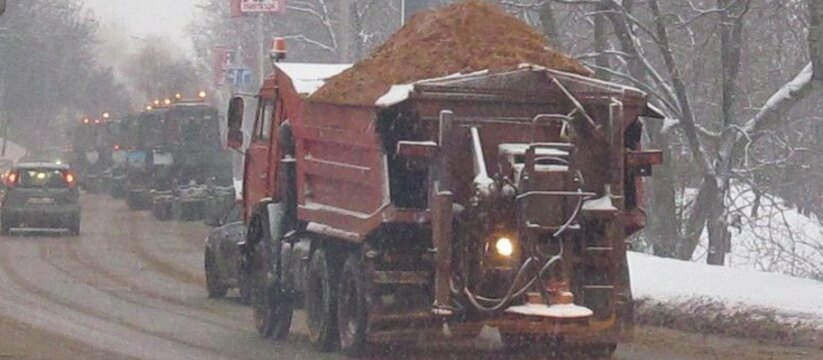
337,251 -> 369,356
247,212 -> 293,339
306,247 -> 339,351
1,224 -> 10,236
205,250 -> 227,298
238,274 -> 252,305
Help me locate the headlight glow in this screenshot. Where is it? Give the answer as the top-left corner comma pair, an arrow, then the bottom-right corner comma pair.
495,237 -> 514,257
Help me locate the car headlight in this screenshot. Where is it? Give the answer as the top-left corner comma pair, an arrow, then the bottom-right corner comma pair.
495,237 -> 514,257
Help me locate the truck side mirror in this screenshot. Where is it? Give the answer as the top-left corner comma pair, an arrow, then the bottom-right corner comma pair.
227,97 -> 244,149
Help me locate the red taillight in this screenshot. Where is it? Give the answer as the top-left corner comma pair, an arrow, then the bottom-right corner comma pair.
113,144 -> 121,151
6,171 -> 17,188
65,172 -> 75,184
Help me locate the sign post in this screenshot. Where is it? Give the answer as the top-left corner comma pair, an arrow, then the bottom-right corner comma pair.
229,0 -> 286,85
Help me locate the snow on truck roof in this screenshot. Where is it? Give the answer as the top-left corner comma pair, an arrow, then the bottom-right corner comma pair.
276,63 -> 352,96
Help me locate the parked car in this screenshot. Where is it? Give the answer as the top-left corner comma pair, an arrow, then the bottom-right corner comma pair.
1,162 -> 80,235
203,202 -> 249,301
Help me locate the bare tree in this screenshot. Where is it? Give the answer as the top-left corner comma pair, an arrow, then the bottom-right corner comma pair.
0,0 -> 129,149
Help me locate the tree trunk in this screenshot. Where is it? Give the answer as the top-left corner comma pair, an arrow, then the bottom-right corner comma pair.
538,2 -> 560,49
593,3 -> 610,80
337,0 -> 356,63
705,0 -> 749,266
810,0 -> 823,80
645,122 -> 681,258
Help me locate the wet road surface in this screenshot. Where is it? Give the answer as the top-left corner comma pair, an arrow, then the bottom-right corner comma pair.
0,194 -> 820,360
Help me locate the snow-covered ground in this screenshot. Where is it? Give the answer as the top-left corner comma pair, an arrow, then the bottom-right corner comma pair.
630,251 -> 823,328
635,185 -> 823,329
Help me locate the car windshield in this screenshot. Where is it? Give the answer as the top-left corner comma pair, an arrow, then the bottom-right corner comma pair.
16,168 -> 69,188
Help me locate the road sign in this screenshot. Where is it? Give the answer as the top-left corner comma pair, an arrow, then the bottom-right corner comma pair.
226,67 -> 253,88
241,0 -> 285,14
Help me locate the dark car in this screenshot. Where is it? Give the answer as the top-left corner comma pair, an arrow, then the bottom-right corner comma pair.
203,202 -> 249,301
1,162 -> 81,235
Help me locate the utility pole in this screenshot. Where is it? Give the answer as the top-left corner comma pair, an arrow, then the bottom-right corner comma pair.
257,13 -> 265,86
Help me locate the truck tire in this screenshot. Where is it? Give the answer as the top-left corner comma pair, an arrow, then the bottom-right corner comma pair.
337,251 -> 369,356
306,246 -> 339,352
1,224 -> 10,236
204,250 -> 227,298
247,210 -> 293,340
238,274 -> 252,305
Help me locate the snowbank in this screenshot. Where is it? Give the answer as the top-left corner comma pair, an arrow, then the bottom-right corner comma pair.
630,251 -> 823,327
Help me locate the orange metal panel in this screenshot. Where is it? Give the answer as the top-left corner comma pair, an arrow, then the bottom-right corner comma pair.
294,102 -> 388,239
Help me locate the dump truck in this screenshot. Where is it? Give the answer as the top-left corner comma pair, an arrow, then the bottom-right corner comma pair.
227,63 -> 662,357
69,117 -> 116,193
123,107 -> 170,210
150,99 -> 232,221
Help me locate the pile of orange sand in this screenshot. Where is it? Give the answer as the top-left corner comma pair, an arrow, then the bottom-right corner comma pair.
310,0 -> 590,105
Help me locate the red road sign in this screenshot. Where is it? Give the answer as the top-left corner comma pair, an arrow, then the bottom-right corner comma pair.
240,0 -> 286,14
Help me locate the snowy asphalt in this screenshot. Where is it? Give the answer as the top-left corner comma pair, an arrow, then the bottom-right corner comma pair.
0,194 -> 819,360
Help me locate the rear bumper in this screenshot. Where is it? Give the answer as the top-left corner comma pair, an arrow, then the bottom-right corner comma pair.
1,205 -> 80,228
367,307 -> 631,345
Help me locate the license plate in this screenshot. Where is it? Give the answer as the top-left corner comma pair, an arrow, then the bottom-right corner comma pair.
27,197 -> 54,204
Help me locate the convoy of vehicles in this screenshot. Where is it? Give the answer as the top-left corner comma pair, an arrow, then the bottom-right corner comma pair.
223,53 -> 662,355
0,2 -> 662,355
115,95 -> 232,218
1,162 -> 80,235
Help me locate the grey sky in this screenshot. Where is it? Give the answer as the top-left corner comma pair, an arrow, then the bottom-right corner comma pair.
83,0 -> 199,53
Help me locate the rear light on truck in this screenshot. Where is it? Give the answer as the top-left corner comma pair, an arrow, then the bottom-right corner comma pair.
62,170 -> 76,187
5,171 -> 17,188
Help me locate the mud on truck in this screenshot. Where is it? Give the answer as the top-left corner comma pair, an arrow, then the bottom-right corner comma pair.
228,66 -> 663,359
